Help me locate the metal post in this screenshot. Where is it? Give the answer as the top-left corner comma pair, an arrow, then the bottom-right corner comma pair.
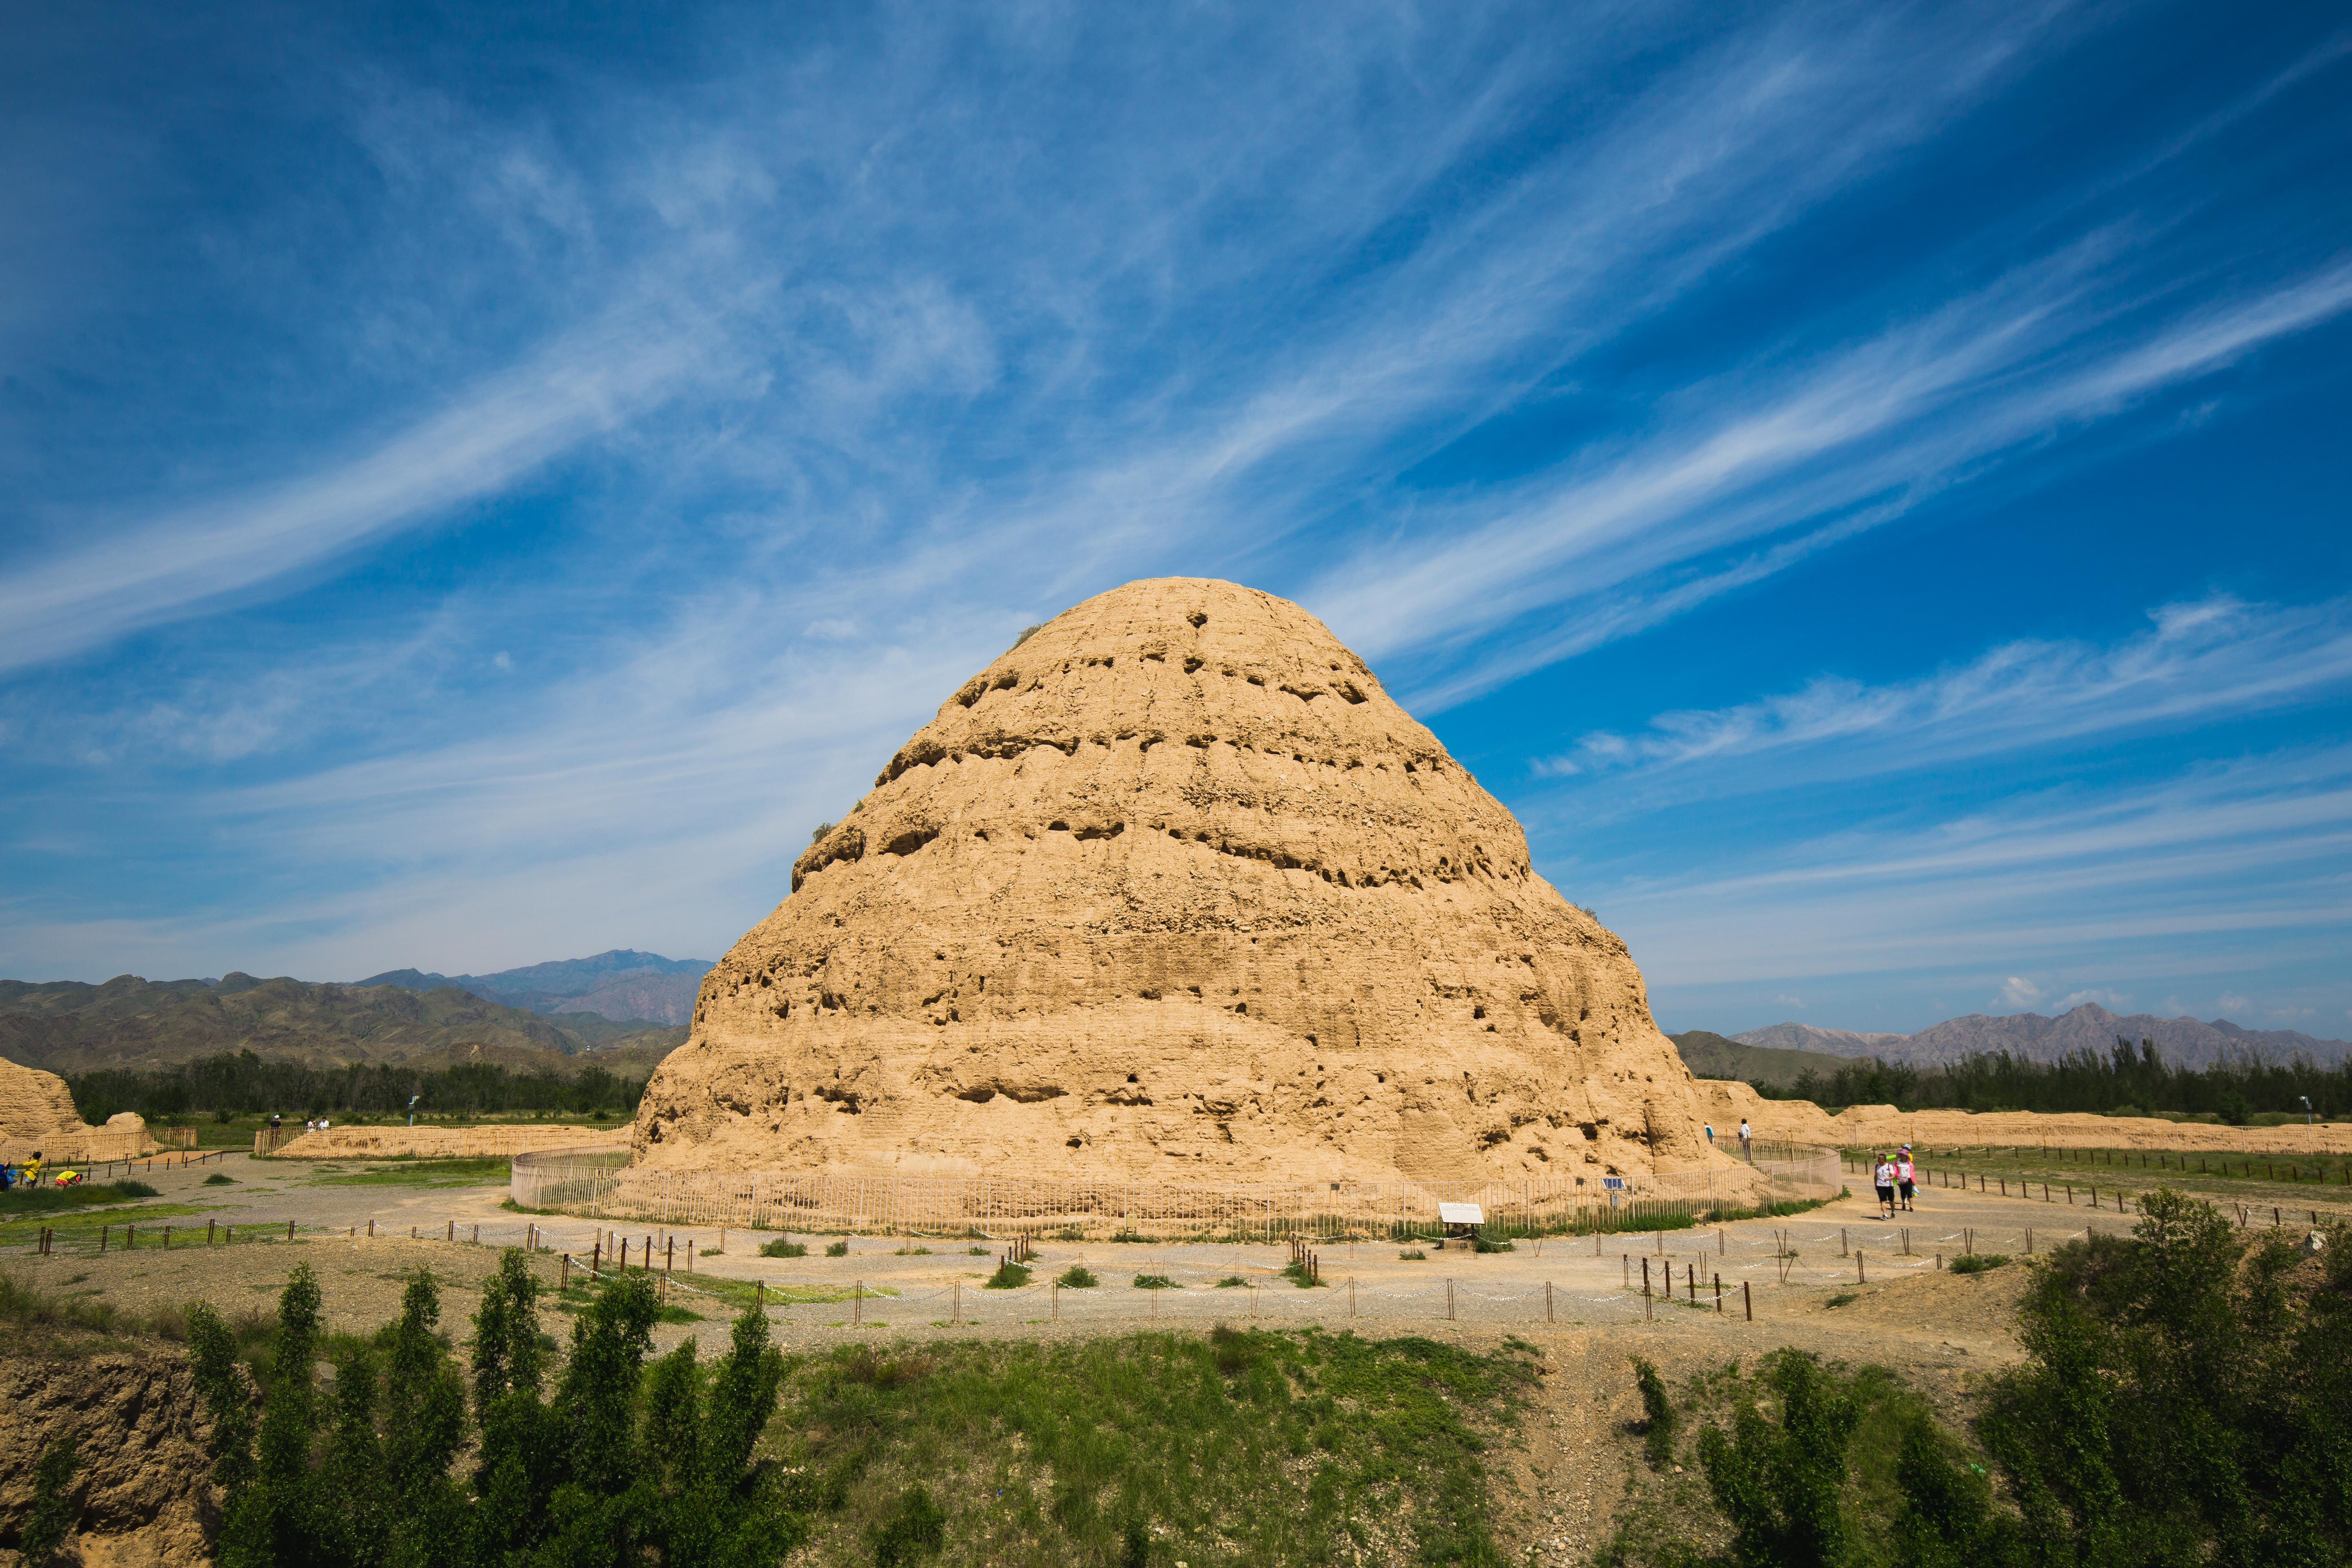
1743,1281 -> 1752,1321
954,1280 -> 961,1325
853,1281 -> 862,1325
1447,1278 -> 1455,1321
1546,1280 -> 1554,1323
1858,1251 -> 1866,1283
447,1221 -> 453,1243
1714,1275 -> 1722,1314
1350,1277 -> 1357,1318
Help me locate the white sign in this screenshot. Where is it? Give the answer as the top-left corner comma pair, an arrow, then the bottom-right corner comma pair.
1437,1202 -> 1486,1225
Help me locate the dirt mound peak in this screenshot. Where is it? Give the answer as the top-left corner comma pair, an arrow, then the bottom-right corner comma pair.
634,577 -> 1737,1187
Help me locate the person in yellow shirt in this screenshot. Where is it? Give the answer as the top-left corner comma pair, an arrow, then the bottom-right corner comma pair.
23,1153 -> 43,1188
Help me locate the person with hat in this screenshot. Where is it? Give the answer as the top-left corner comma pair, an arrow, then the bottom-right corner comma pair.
1895,1145 -> 1918,1211
1872,1152 -> 1898,1219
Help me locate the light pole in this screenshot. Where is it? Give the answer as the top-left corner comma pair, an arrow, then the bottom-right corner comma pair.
2302,1095 -> 2314,1127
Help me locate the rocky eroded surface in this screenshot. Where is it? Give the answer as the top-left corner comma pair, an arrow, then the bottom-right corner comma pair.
635,577 -> 1744,1190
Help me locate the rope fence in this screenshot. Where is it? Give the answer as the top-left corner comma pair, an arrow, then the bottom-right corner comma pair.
510,1145 -> 1842,1242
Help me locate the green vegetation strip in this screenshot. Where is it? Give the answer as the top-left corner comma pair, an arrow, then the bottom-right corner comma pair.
786,1326 -> 1538,1566
1601,1194 -> 2352,1568
303,1158 -> 512,1187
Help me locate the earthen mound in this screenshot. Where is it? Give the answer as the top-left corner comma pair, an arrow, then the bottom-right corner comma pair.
0,1054 -> 151,1162
633,578 -> 1743,1189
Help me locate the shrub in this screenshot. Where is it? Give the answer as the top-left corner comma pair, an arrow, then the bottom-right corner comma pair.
1399,1249 -> 1428,1261
824,1239 -> 849,1257
1215,1275 -> 1250,1288
1057,1266 -> 1098,1288
1473,1236 -> 1515,1253
1131,1274 -> 1177,1290
204,1172 -> 238,1185
984,1261 -> 1031,1290
871,1482 -> 947,1565
760,1238 -> 807,1259
1948,1253 -> 2009,1275
1630,1356 -> 1677,1467
114,1179 -> 160,1197
968,1245 -> 991,1256
20,1435 -> 79,1565
1697,1351 -> 1859,1568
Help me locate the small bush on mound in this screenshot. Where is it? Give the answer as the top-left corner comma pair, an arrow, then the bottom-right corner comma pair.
114,1179 -> 160,1197
760,1238 -> 807,1259
1056,1266 -> 1098,1288
894,1245 -> 931,1256
1630,1356 -> 1677,1468
1215,1275 -> 1250,1289
824,1239 -> 849,1257
871,1483 -> 946,1566
984,1261 -> 1030,1290
204,1173 -> 238,1186
1131,1274 -> 1176,1290
1399,1249 -> 1427,1261
967,1245 -> 991,1256
1474,1236 -> 1515,1254
1110,1228 -> 1148,1243
1279,1261 -> 1325,1288
1948,1252 -> 2010,1274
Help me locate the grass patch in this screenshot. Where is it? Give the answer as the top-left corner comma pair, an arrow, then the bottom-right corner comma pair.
1398,1249 -> 1427,1261
1131,1274 -> 1178,1290
1948,1252 -> 2010,1274
203,1172 -> 238,1185
984,1261 -> 1031,1290
1279,1261 -> 1326,1288
1473,1236 -> 1515,1253
1215,1276 -> 1250,1289
966,1245 -> 991,1256
825,1239 -> 849,1258
780,1326 -> 1539,1566
305,1157 -> 510,1187
0,1183 -> 164,1216
894,1245 -> 932,1256
1824,1291 -> 1860,1308
1056,1266 -> 1098,1288
761,1238 -> 809,1259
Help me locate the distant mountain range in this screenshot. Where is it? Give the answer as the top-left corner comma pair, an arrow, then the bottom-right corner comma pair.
1729,1004 -> 2352,1071
1669,1030 -> 1855,1090
359,950 -> 711,1027
0,971 -> 686,1076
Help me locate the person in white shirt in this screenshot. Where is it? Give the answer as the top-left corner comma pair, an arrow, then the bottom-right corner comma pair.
1873,1154 -> 1898,1218
1895,1146 -> 1917,1211
1739,1118 -> 1752,1159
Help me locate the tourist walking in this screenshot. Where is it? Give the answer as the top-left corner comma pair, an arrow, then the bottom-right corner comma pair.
1895,1146 -> 1917,1211
1873,1152 -> 1897,1219
1738,1118 -> 1752,1160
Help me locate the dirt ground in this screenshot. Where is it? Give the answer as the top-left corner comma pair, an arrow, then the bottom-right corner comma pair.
4,1158 -> 2118,1565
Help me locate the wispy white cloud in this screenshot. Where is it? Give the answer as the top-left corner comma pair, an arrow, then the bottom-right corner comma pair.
1317,249 -> 2352,709
0,304 -> 723,676
1998,976 -> 2045,1007
1540,593 -> 2352,781
1595,745 -> 2352,987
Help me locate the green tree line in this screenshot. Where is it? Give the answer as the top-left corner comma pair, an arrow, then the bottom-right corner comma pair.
1750,1037 -> 2349,1121
185,1255 -> 806,1567
66,1050 -> 648,1123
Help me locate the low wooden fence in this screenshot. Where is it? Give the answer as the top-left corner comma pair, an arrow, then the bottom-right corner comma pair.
511,1145 -> 1842,1241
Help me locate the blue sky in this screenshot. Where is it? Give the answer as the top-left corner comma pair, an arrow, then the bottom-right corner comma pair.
3,2 -> 2348,1037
